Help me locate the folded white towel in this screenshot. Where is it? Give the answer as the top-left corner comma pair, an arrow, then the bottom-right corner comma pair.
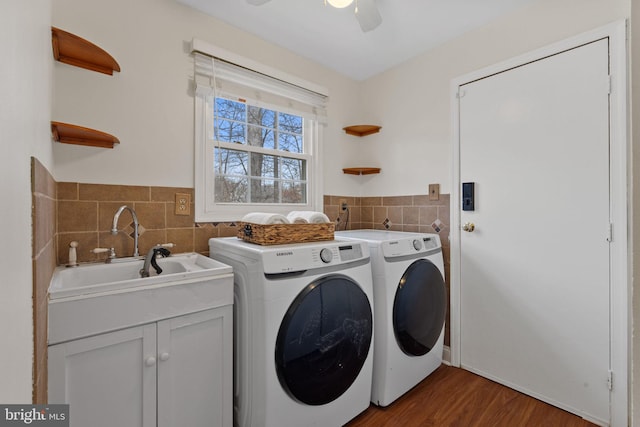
241,212 -> 291,224
288,216 -> 309,224
286,211 -> 331,224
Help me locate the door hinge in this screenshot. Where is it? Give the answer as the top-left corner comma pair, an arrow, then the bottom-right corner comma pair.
457,88 -> 466,98
607,75 -> 612,95
607,370 -> 613,391
606,223 -> 613,243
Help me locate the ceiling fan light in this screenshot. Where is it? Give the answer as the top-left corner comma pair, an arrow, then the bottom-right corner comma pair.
327,0 -> 354,8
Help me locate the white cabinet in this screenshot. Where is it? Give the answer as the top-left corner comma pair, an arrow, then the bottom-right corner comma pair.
157,308 -> 232,427
49,324 -> 156,426
48,307 -> 232,427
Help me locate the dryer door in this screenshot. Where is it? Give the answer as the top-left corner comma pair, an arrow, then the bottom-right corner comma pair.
275,274 -> 373,406
393,259 -> 446,356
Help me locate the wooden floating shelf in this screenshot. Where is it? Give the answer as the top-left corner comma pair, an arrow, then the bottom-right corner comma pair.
343,125 -> 382,137
51,121 -> 120,149
342,167 -> 381,176
52,27 -> 121,75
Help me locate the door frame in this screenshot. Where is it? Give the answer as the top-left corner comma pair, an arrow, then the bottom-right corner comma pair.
450,20 -> 629,426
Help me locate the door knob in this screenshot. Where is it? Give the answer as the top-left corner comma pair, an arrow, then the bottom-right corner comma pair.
462,222 -> 475,232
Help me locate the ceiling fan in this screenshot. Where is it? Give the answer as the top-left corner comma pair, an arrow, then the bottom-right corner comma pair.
245,0 -> 382,32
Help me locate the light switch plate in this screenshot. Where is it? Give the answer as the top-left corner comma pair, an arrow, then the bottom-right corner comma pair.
175,193 -> 191,216
429,184 -> 440,201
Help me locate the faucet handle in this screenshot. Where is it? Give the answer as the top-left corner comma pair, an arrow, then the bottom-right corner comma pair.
91,247 -> 116,261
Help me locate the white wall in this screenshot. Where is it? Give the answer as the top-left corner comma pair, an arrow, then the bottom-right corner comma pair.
0,0 -> 52,402
358,0 -> 629,196
51,0 -> 362,196
631,0 -> 640,423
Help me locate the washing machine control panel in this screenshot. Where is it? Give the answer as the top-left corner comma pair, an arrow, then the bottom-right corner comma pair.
261,241 -> 368,274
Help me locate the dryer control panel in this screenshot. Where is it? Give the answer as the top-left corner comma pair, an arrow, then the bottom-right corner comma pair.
381,235 -> 441,259
261,241 -> 368,274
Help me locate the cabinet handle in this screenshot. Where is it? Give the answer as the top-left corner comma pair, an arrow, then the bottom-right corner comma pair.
159,352 -> 170,362
144,356 -> 156,367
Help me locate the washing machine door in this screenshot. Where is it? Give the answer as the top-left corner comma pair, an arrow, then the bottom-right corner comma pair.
275,274 -> 373,406
393,259 -> 446,356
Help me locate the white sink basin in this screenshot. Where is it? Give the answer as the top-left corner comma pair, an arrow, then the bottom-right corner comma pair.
49,252 -> 231,299
48,253 -> 234,344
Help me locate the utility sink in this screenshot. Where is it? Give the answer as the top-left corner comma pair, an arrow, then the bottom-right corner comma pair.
48,253 -> 234,345
49,252 -> 229,299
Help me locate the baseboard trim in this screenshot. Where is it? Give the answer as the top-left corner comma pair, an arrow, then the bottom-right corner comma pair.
442,345 -> 451,366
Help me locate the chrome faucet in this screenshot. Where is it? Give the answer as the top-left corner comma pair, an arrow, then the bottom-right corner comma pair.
111,205 -> 140,257
140,245 -> 171,278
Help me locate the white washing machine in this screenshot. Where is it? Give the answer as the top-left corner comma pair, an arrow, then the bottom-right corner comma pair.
209,237 -> 375,427
336,230 -> 447,407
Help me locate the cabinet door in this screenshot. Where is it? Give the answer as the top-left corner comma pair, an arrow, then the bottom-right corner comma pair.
157,307 -> 233,427
48,324 -> 157,427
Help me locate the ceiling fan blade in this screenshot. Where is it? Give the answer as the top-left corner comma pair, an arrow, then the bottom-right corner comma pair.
246,0 -> 271,5
355,0 -> 382,32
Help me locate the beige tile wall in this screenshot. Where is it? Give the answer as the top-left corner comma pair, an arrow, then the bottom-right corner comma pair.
56,183 -> 239,265
56,185 -> 450,273
31,158 -> 57,404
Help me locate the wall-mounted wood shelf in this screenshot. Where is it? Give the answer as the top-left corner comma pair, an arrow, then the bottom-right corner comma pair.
51,122 -> 120,149
51,28 -> 121,149
343,125 -> 381,137
342,126 -> 381,175
51,27 -> 121,75
343,167 -> 381,176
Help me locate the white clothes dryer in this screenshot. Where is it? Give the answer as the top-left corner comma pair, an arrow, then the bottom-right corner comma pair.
209,237 -> 375,427
336,230 -> 447,407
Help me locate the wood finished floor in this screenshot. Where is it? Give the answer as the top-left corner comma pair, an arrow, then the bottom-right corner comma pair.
345,365 -> 597,427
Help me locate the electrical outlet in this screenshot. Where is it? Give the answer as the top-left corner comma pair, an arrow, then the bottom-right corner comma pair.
175,193 -> 191,216
339,199 -> 348,211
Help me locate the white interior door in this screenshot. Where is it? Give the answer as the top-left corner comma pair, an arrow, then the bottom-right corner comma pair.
458,39 -> 611,424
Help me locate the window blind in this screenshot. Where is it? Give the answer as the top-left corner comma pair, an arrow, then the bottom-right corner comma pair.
194,52 -> 328,122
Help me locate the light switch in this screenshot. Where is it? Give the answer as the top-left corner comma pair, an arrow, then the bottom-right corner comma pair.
429,184 -> 440,201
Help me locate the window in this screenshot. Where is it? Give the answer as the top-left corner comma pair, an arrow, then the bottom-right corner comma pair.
192,46 -> 327,222
213,98 -> 307,205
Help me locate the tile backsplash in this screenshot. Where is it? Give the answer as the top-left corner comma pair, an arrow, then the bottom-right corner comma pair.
31,158 -> 56,403
57,186 -> 451,270
56,183 -> 238,264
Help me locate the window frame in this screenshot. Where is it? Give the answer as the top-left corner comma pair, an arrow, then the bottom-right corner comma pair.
195,93 -> 323,222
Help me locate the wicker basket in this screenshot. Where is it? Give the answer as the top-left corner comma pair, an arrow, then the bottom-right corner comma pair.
237,222 -> 335,245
